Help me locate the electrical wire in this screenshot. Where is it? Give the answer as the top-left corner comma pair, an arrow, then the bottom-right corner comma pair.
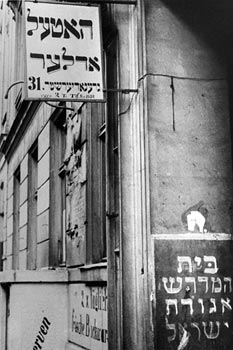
117,71 -> 225,118
138,73 -> 226,82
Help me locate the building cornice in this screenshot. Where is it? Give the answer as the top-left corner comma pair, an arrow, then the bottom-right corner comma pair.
0,263 -> 107,284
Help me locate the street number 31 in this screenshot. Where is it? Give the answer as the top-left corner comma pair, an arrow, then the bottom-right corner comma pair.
28,76 -> 41,90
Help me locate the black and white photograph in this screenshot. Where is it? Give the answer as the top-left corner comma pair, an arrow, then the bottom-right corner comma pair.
0,0 -> 232,349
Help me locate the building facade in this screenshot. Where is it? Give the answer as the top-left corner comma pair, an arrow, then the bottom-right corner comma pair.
0,0 -> 233,349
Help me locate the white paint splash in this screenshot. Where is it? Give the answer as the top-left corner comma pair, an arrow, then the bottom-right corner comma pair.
187,211 -> 206,233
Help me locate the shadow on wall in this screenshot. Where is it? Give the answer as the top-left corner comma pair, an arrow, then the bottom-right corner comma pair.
161,0 -> 233,60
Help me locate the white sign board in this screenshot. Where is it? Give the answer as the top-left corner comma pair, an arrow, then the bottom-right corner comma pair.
69,284 -> 108,350
24,0 -> 104,101
8,284 -> 67,350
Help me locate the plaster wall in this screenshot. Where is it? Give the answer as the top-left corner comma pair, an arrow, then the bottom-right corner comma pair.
4,104 -> 54,269
7,283 -> 68,350
145,1 -> 233,235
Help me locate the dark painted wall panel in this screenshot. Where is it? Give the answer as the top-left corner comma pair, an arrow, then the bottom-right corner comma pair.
154,236 -> 233,350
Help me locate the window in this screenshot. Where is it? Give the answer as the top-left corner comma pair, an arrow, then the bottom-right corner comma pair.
98,114 -> 107,258
104,25 -> 120,350
50,110 -> 66,266
105,36 -> 120,252
13,166 -> 20,269
65,6 -> 120,266
0,181 -> 4,271
10,0 -> 24,114
87,101 -> 107,263
27,141 -> 38,269
86,22 -> 119,264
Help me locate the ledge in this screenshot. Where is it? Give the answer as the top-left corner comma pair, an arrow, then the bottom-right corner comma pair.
0,269 -> 68,283
79,262 -> 107,270
0,270 -> 15,283
66,342 -> 84,350
0,263 -> 107,284
152,233 -> 232,240
69,262 -> 107,283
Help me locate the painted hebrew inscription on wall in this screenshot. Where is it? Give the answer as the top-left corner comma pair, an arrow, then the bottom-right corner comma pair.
154,236 -> 233,350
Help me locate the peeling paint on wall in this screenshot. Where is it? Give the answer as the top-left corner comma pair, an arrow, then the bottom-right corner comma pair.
65,110 -> 87,266
181,201 -> 211,233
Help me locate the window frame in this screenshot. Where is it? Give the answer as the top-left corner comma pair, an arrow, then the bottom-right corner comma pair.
49,109 -> 67,267
27,140 -> 38,270
12,166 -> 20,270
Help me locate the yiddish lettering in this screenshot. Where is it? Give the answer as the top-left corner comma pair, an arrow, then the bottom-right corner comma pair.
25,1 -> 104,101
160,254 -> 232,345
27,9 -> 94,41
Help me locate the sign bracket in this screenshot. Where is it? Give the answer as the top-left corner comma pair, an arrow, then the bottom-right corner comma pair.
104,88 -> 138,94
4,80 -> 24,99
77,0 -> 137,4
5,81 -> 138,100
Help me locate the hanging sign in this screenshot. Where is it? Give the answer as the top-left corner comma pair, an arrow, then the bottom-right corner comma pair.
23,0 -> 104,101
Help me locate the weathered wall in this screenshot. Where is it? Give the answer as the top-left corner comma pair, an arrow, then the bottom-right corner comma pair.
144,0 -> 228,78
154,234 -> 233,349
144,0 -> 233,235
67,284 -> 107,350
5,103 -> 53,269
0,3 -> 16,134
7,283 -> 68,350
65,102 -> 87,267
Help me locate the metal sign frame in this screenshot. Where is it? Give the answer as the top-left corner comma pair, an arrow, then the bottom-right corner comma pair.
23,0 -> 105,102
29,0 -> 137,4
65,0 -> 137,3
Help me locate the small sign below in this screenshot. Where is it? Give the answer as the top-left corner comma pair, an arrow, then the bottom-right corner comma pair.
24,0 -> 104,102
154,234 -> 233,350
69,284 -> 108,349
